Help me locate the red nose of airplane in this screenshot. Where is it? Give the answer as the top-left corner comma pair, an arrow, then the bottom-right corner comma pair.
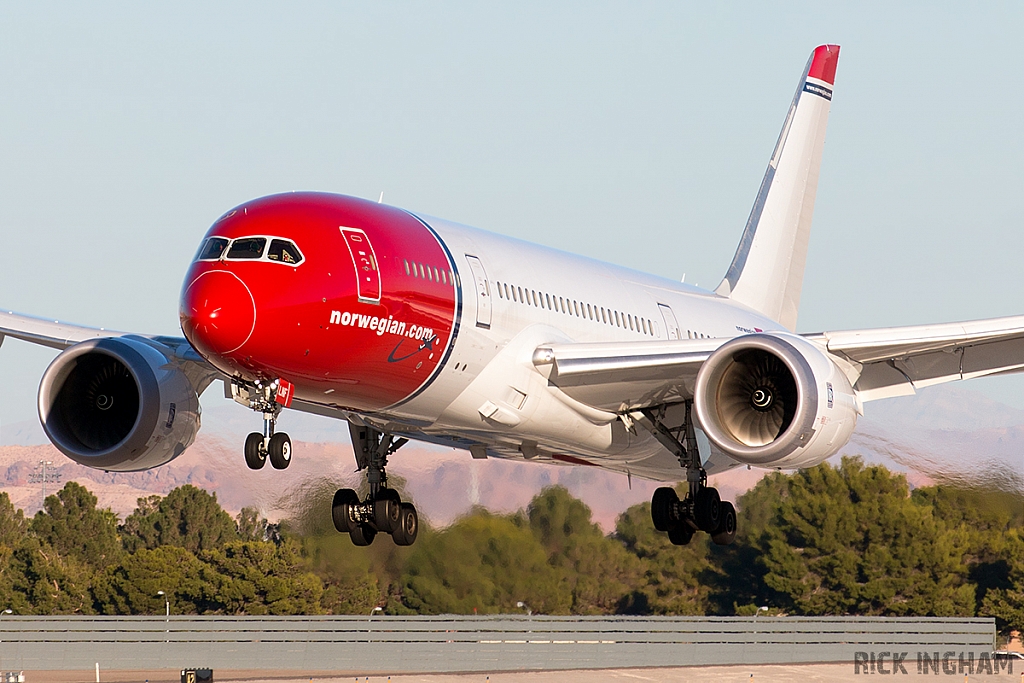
180,270 -> 256,356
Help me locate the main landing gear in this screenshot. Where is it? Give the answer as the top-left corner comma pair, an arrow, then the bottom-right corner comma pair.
235,379 -> 292,471
332,422 -> 419,547
637,401 -> 737,547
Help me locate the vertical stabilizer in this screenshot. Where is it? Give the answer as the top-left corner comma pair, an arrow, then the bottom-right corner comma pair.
715,45 -> 839,330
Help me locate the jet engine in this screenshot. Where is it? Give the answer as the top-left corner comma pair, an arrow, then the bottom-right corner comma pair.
38,337 -> 201,472
693,332 -> 857,468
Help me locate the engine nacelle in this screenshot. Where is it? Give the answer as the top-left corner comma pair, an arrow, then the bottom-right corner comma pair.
38,337 -> 201,472
693,332 -> 857,468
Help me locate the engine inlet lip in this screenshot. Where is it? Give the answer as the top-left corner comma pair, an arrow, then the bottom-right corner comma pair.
694,333 -> 819,464
38,338 -> 161,467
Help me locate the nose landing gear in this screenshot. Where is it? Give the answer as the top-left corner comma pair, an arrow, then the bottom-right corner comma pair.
233,379 -> 292,471
638,401 -> 738,547
332,422 -> 419,546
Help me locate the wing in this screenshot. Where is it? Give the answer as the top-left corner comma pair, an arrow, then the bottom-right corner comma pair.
533,315 -> 1024,412
0,309 -> 222,391
0,309 -> 133,350
809,315 -> 1024,401
532,337 -> 722,412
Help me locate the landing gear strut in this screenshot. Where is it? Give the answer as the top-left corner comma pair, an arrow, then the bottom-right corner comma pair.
234,379 -> 292,471
637,400 -> 737,546
332,422 -> 419,547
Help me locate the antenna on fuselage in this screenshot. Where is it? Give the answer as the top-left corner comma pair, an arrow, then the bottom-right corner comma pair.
378,192 -> 384,204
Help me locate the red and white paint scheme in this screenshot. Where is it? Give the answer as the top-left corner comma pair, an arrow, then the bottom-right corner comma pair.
7,45 -> 1024,547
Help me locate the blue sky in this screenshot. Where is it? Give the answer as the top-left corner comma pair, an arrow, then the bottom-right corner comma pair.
1,2 -> 1023,431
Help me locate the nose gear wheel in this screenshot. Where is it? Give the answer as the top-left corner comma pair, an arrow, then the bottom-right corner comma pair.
234,378 -> 292,471
244,432 -> 266,470
268,432 -> 292,469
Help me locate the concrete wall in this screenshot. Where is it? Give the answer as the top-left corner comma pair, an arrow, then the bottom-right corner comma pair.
0,615 -> 997,673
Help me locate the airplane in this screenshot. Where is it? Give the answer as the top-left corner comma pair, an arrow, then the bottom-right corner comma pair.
5,44 -> 1024,549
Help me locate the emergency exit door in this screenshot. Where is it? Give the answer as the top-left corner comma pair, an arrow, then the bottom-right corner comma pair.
658,303 -> 681,340
340,227 -> 381,304
465,255 -> 491,328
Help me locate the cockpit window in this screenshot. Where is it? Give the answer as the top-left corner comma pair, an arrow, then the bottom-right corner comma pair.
267,239 -> 303,264
193,235 -> 301,266
197,237 -> 229,261
226,237 -> 267,260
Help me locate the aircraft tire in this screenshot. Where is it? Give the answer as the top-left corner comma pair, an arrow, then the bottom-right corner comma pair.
392,503 -> 418,546
268,433 -> 292,470
244,432 -> 266,470
668,523 -> 694,546
332,488 -> 359,533
651,487 -> 678,531
373,488 -> 401,533
350,523 -> 376,546
694,487 -> 721,532
711,501 -> 737,546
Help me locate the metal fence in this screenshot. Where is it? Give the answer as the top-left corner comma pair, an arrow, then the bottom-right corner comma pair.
0,615 -> 997,672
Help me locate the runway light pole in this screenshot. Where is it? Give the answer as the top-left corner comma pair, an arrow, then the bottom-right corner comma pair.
157,591 -> 170,642
0,609 -> 12,645
156,591 -> 170,620
368,606 -> 383,641
752,605 -> 769,645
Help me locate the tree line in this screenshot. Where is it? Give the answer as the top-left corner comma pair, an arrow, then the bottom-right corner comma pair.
0,456 -> 1020,638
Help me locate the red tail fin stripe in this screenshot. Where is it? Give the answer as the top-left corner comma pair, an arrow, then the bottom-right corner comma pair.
807,44 -> 840,85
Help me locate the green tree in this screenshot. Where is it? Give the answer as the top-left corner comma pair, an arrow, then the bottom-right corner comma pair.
120,494 -> 161,545
279,476 -> 415,613
0,491 -> 26,548
527,486 -> 643,614
980,529 -> 1024,637
297,533 -> 383,614
401,510 -> 570,614
616,489 -> 716,615
0,492 -> 28,611
122,485 -> 237,553
29,481 -> 121,570
913,486 -> 1023,610
752,457 -> 974,616
6,536 -> 94,614
708,472 -> 792,614
237,507 -> 280,543
201,540 -> 324,615
91,545 -> 212,615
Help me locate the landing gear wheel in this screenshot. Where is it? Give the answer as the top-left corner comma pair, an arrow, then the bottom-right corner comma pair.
268,432 -> 292,470
392,503 -> 419,546
694,486 -> 721,532
711,501 -> 737,546
651,487 -> 679,531
373,488 -> 401,533
668,523 -> 694,546
350,524 -> 376,546
332,488 -> 359,533
244,432 -> 266,470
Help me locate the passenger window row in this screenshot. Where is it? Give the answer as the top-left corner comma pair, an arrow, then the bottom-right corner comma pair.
493,280 -> 656,337
195,236 -> 303,265
403,259 -> 454,287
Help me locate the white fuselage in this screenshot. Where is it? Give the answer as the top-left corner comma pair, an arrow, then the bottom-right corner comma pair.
339,215 -> 784,481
